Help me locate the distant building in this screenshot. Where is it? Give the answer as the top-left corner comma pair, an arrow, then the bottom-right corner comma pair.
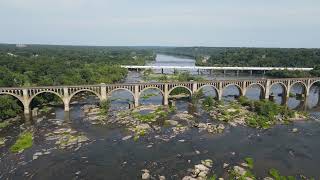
16,44 -> 27,48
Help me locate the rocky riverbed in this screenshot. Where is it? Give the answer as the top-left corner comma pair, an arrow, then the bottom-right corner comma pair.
0,98 -> 319,179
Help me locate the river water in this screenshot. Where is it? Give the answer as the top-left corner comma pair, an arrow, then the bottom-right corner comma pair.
1,54 -> 320,179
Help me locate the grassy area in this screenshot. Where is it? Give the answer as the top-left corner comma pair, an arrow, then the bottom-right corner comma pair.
132,106 -> 169,122
0,120 -> 11,129
10,131 -> 33,153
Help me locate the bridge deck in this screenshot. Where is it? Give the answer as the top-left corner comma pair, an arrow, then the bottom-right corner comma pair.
121,65 -> 313,71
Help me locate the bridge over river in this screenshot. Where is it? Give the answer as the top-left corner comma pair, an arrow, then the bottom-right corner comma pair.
121,65 -> 313,74
1,77 -> 320,118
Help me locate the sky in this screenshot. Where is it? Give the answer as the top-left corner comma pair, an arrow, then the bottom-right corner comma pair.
1,0 -> 320,48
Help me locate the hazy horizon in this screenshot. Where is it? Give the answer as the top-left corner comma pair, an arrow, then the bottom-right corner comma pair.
1,0 -> 320,48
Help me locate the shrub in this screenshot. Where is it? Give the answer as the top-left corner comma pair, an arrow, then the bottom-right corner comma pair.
99,99 -> 111,115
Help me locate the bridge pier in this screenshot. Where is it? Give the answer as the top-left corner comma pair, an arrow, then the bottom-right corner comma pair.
24,105 -> 30,117
164,84 -> 169,106
134,85 -> 139,107
64,103 -> 70,112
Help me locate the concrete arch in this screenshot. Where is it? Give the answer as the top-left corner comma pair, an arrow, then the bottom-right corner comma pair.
246,83 -> 266,92
139,87 -> 164,97
197,85 -> 219,98
223,84 -> 243,96
69,89 -> 102,102
168,86 -> 192,96
309,80 -> 320,88
289,81 -> 307,94
0,92 -> 25,106
245,83 -> 265,99
107,88 -> 135,98
270,82 -> 288,93
28,91 -> 64,105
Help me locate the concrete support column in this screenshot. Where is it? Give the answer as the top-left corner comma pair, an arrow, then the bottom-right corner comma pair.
218,82 -> 223,100
242,84 -> 247,97
250,70 -> 253,75
164,83 -> 169,106
64,103 -> 70,112
264,79 -> 271,100
197,69 -> 200,75
236,70 -> 239,76
22,89 -> 30,116
100,83 -> 107,101
134,85 -> 139,107
63,87 -> 70,112
161,68 -> 164,74
284,84 -> 291,105
192,82 -> 198,93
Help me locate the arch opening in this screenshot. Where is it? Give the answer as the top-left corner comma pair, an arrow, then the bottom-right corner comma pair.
288,82 -> 307,110
29,92 -> 64,119
222,84 -> 242,102
245,84 -> 265,101
139,87 -> 164,106
269,83 -> 287,105
197,85 -> 219,100
307,82 -> 320,109
69,90 -> 102,116
168,86 -> 192,99
168,86 -> 193,112
0,94 -> 24,122
108,89 -> 134,111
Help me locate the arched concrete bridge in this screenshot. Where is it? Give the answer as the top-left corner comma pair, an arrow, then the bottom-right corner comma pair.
1,77 -> 320,117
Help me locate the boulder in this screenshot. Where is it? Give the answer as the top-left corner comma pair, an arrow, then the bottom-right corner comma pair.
164,120 -> 179,126
233,166 -> 246,176
122,135 -> 132,141
194,164 -> 209,172
136,124 -> 151,130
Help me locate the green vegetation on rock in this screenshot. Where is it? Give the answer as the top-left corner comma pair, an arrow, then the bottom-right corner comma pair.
99,100 -> 111,115
132,106 -> 169,122
10,131 -> 33,153
205,96 -> 306,129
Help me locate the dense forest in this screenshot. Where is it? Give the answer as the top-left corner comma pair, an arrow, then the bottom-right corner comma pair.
0,44 -> 155,87
154,47 -> 320,68
0,44 -> 155,120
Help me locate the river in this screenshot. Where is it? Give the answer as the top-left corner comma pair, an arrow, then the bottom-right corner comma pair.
1,54 -> 320,179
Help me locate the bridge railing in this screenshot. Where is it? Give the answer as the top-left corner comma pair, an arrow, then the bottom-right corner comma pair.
1,77 -> 320,89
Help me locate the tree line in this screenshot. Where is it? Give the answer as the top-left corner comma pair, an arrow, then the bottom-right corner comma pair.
0,44 -> 155,120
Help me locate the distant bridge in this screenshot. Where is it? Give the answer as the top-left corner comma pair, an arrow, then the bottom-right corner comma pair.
1,77 -> 319,118
121,65 -> 313,74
